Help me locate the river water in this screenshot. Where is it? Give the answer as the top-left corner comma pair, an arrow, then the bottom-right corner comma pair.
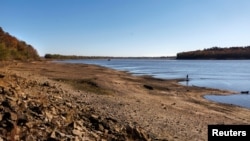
59,59 -> 250,108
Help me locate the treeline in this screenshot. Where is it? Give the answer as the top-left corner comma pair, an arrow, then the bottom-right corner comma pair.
44,54 -> 113,59
0,27 -> 39,60
44,54 -> 175,60
176,46 -> 250,59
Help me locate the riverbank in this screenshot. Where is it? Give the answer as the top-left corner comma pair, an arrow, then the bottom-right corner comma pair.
1,61 -> 250,140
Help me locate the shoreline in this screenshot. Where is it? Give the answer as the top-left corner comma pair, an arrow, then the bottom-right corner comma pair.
1,60 -> 250,140
58,59 -> 243,94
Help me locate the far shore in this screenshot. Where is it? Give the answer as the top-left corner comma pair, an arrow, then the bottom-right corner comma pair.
1,60 -> 250,140
43,54 -> 177,60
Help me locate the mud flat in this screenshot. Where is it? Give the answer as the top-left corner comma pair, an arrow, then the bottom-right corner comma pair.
0,60 -> 250,141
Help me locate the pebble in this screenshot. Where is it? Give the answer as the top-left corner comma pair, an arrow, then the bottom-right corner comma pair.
0,69 -> 152,141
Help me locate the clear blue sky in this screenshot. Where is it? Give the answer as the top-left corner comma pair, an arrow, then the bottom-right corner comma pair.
1,0 -> 250,57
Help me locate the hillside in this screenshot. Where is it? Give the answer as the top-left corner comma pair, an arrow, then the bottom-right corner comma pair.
0,27 -> 39,60
177,46 -> 250,59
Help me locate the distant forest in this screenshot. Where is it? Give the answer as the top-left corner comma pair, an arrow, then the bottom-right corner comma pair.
44,54 -> 174,60
44,54 -> 112,59
177,46 -> 250,59
0,27 -> 39,60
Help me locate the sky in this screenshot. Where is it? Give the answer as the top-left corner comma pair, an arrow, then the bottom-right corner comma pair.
1,0 -> 250,57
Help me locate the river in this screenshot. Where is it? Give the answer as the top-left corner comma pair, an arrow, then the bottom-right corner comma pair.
58,59 -> 250,108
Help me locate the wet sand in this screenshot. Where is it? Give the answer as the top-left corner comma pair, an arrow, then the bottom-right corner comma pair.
1,60 -> 250,140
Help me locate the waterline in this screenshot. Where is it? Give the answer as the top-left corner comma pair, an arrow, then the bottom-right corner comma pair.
58,59 -> 250,109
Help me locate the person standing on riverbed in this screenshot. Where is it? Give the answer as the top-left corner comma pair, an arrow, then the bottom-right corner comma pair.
186,74 -> 189,86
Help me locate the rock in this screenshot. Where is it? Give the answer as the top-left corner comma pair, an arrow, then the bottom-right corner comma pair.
17,114 -> 28,126
45,112 -> 53,122
0,112 -> 14,132
98,124 -> 104,131
65,102 -> 72,108
10,112 -> 17,121
74,137 -> 80,141
2,112 -> 11,120
14,85 -> 21,91
125,124 -> 150,141
0,74 -> 5,78
25,135 -> 36,141
50,130 -> 57,140
12,125 -> 21,140
3,88 -> 14,96
114,125 -> 122,133
50,106 -> 57,115
0,86 -> 4,94
42,81 -> 51,87
25,122 -> 33,128
75,120 -> 84,128
89,114 -> 100,130
90,114 -> 99,121
171,102 -> 176,105
143,85 -> 154,90
72,129 -> 83,136
2,99 -> 11,109
28,101 -> 43,115
51,118 -> 61,127
6,95 -> 17,102
55,130 -> 66,138
90,131 -> 99,139
0,64 -> 158,141
19,92 -> 28,100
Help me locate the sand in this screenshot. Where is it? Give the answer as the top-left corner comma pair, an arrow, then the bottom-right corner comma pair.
1,60 -> 250,141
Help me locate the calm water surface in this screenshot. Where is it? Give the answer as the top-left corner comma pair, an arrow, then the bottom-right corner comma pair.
60,59 -> 250,108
